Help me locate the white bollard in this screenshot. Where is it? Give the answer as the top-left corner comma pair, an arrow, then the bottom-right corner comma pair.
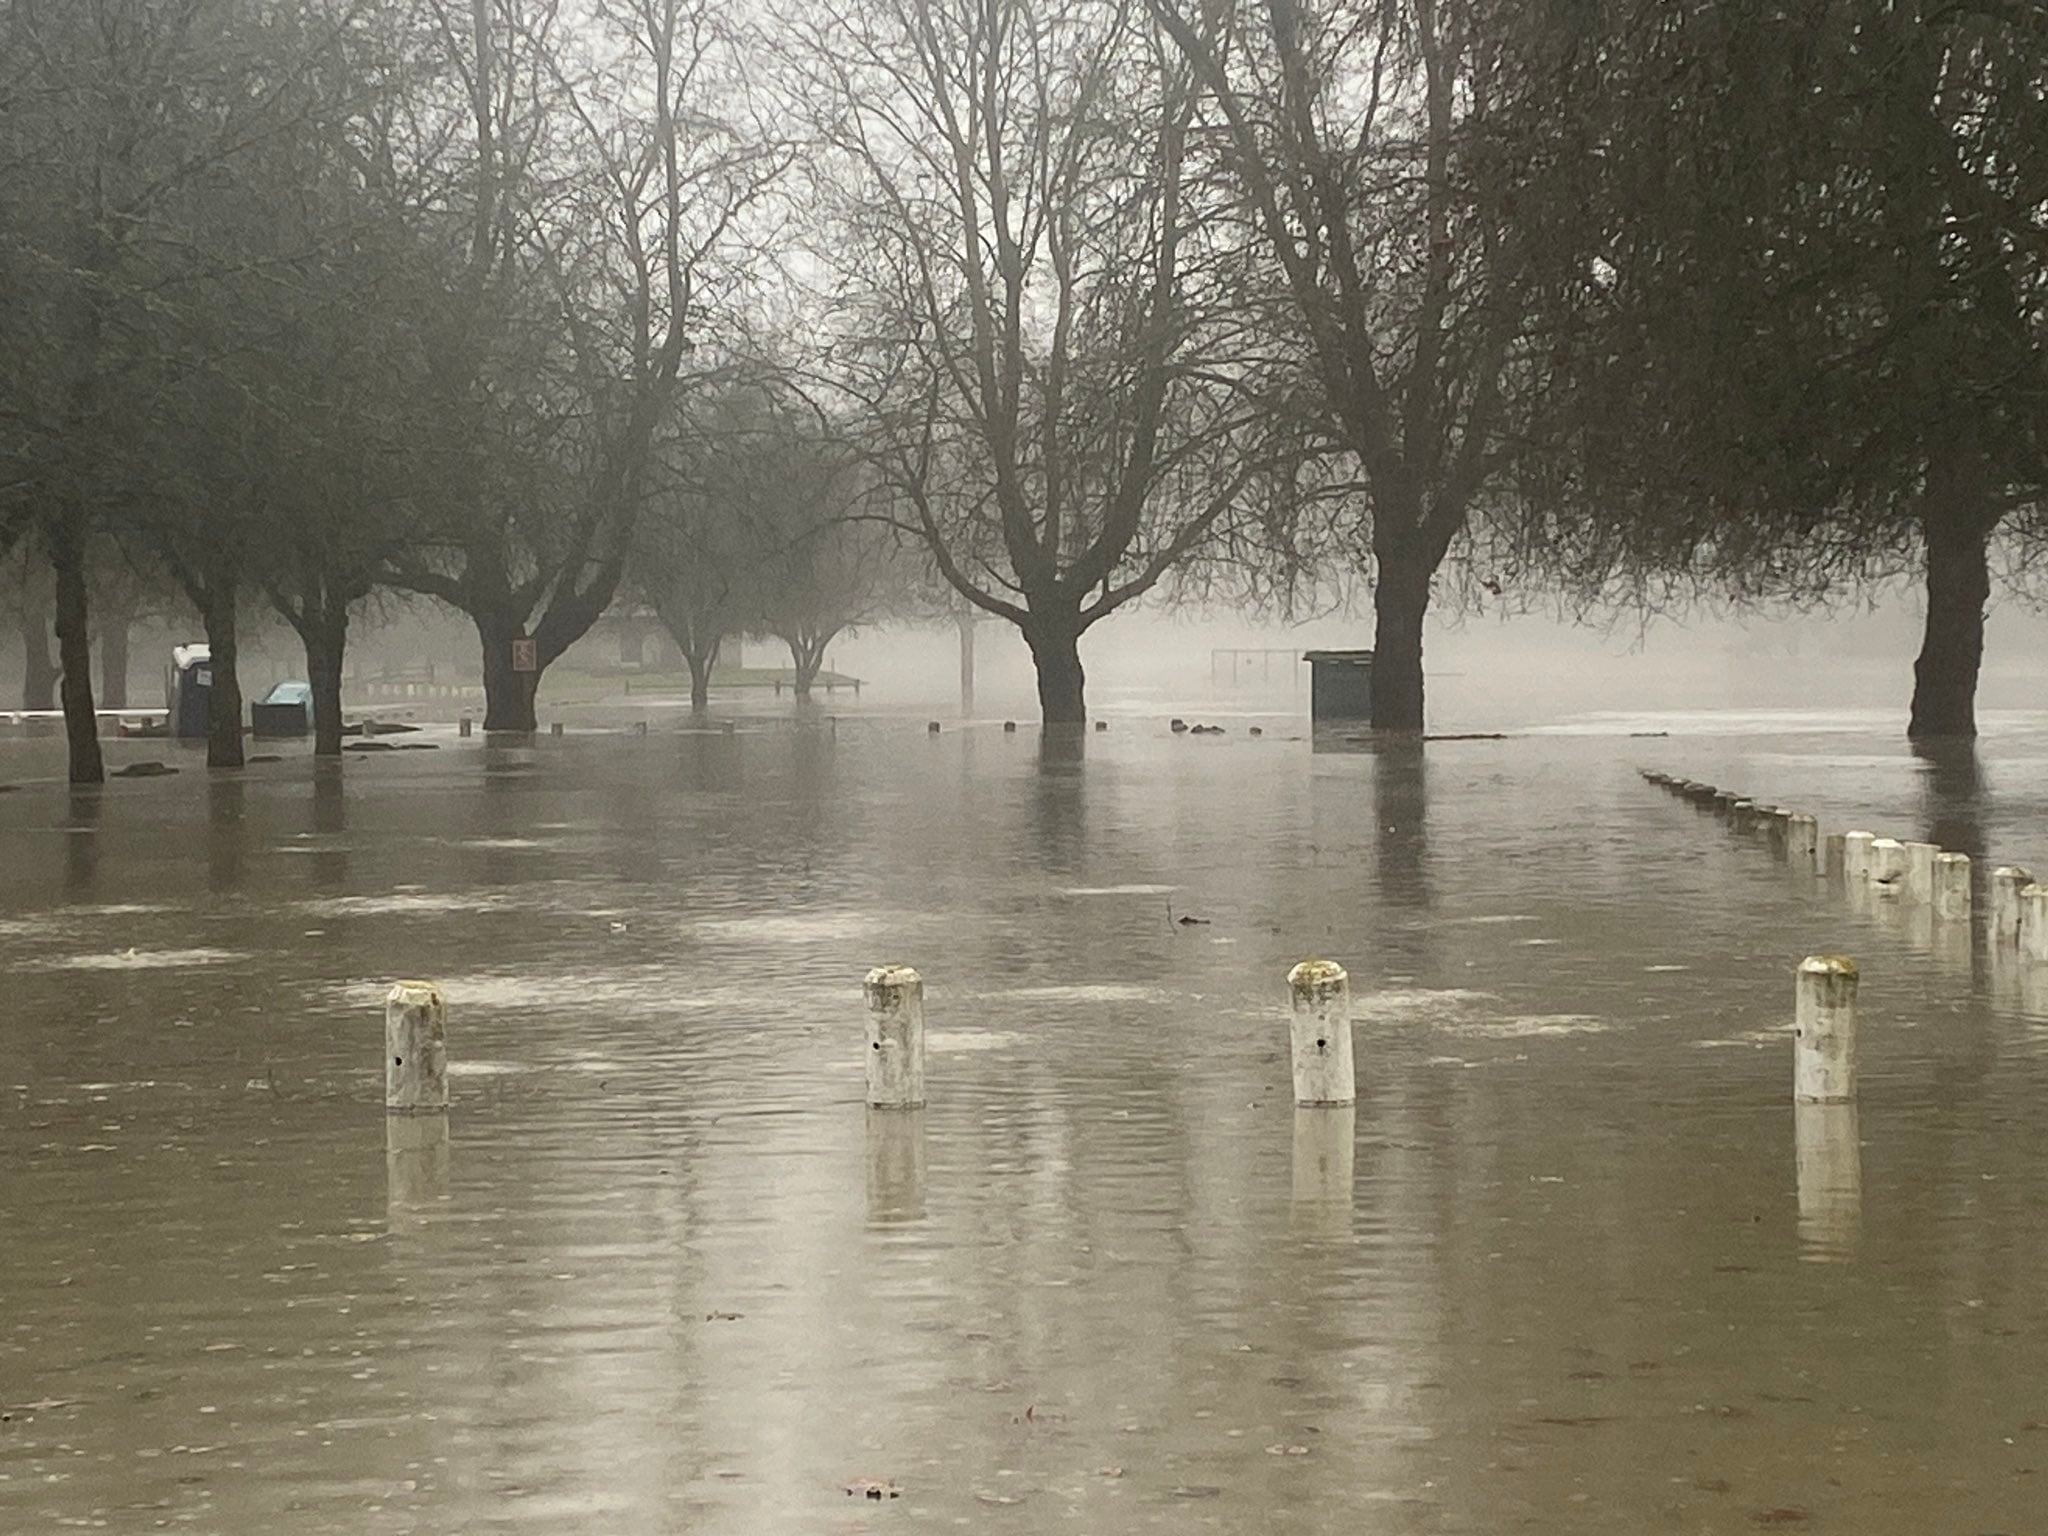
863,965 -> 927,1108
1933,853 -> 1971,921
1788,814 -> 1819,866
1868,837 -> 1907,893
1731,799 -> 1757,829
385,981 -> 449,1112
1990,866 -> 2033,946
1793,955 -> 1857,1103
1287,959 -> 1356,1107
1903,842 -> 1939,904
2022,885 -> 2048,964
459,715 -> 473,738
1843,831 -> 1875,882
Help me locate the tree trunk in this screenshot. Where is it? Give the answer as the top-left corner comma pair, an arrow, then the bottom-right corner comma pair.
99,605 -> 130,709
1370,551 -> 1431,733
1025,615 -> 1087,725
305,606 -> 348,758
685,643 -> 717,714
789,630 -> 830,699
1908,492 -> 1995,741
477,612 -> 540,733
48,519 -> 103,784
202,578 -> 245,768
21,564 -> 57,711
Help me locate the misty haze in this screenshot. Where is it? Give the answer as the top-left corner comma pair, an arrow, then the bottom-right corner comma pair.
4,0 -> 2046,1532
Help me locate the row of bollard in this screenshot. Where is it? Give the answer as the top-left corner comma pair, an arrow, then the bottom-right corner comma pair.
379,944 -> 1870,1123
378,952 -> 1872,1251
1641,766 -> 2048,950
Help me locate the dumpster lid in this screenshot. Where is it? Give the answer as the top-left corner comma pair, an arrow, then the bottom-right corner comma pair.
171,643 -> 211,671
1301,649 -> 1375,665
261,681 -> 313,706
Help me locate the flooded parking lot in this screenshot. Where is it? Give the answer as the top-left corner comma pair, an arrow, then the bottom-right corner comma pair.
5,710 -> 2048,1533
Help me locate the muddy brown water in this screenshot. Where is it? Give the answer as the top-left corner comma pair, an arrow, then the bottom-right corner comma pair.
4,710 -> 2048,1532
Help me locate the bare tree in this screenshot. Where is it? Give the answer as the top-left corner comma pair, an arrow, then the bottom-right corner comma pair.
793,0 -> 1286,723
388,0 -> 789,732
1151,0 -> 1527,730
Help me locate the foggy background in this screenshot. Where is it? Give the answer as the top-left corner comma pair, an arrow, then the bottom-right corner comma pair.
14,585 -> 2043,733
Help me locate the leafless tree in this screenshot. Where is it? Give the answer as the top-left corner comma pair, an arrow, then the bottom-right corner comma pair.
791,0 -> 1290,723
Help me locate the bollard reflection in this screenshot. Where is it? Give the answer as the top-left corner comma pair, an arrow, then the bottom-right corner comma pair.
1794,1101 -> 1861,1261
1290,1105 -> 1355,1236
865,1107 -> 927,1225
386,1112 -> 451,1216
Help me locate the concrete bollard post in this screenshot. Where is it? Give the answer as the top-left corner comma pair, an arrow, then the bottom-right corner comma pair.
2022,885 -> 2048,964
1714,791 -> 1738,815
1286,960 -> 1356,1107
1762,808 -> 1792,854
721,720 -> 736,735
1869,838 -> 1907,893
1903,842 -> 1939,904
385,982 -> 449,1112
1793,955 -> 1857,1103
634,720 -> 648,736
1933,853 -> 1971,921
863,966 -> 926,1108
550,722 -> 564,737
459,716 -> 473,738
1843,830 -> 1875,882
1731,799 -> 1757,829
1823,832 -> 1847,879
1788,814 -> 1819,865
1990,866 -> 2033,946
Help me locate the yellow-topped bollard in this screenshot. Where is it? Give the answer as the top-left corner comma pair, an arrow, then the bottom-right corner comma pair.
1287,960 -> 1356,1107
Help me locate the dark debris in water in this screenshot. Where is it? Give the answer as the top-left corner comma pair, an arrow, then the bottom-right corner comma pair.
844,1478 -> 900,1499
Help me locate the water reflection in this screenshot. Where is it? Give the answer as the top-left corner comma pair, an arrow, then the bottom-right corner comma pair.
6,726 -> 2048,1534
62,785 -> 100,897
309,761 -> 349,890
1913,739 -> 1985,864
1289,1105 -> 1355,1236
1371,740 -> 1430,909
1793,1101 -> 1861,1261
386,1112 -> 451,1215
864,1107 -> 926,1224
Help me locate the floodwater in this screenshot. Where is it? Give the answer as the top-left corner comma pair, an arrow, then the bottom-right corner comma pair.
5,709 -> 2048,1534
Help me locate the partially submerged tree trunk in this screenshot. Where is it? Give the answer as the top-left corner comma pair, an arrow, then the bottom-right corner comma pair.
47,516 -> 103,784
684,640 -> 718,714
273,574 -> 359,758
1370,544 -> 1434,733
475,608 -> 540,733
782,627 -> 835,700
302,606 -> 349,758
1025,614 -> 1087,726
1908,448 -> 1998,741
